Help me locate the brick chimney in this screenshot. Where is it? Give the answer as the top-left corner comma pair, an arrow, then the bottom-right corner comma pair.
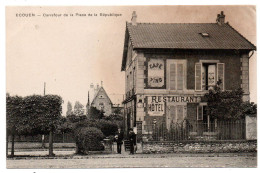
216,11 -> 225,25
131,11 -> 137,26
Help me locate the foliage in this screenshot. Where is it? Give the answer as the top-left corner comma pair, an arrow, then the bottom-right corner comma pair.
74,127 -> 104,154
72,118 -> 118,137
74,101 -> 84,116
204,81 -> 257,120
67,114 -> 87,123
112,107 -> 123,115
103,114 -> 123,121
96,119 -> 118,137
6,95 -> 24,135
21,95 -> 63,135
66,101 -> 73,116
6,94 -> 62,157
89,106 -> 104,119
56,116 -> 74,133
241,101 -> 257,117
7,94 -> 62,135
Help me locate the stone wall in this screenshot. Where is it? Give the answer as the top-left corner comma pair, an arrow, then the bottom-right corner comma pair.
142,140 -> 257,154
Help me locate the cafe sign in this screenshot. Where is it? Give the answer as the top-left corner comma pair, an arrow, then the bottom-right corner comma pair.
147,95 -> 201,116
147,59 -> 164,88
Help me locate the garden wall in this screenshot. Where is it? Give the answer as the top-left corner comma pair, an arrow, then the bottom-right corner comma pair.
142,140 -> 257,154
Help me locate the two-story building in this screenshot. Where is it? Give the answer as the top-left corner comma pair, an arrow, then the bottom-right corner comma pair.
121,11 -> 256,139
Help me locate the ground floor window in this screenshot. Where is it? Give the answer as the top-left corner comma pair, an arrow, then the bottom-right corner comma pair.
197,105 -> 217,132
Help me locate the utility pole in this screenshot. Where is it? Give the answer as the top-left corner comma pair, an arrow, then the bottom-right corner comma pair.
41,82 -> 46,148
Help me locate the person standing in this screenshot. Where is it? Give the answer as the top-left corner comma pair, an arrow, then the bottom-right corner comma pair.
128,128 -> 136,154
115,128 -> 124,154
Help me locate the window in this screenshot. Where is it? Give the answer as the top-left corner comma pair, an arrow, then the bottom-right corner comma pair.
202,63 -> 216,90
195,62 -> 224,91
168,60 -> 186,90
197,105 -> 216,132
99,95 -> 104,99
167,105 -> 187,129
99,103 -> 104,110
197,105 -> 203,120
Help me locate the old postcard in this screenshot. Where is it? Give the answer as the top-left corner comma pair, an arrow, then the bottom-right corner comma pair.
5,5 -> 257,168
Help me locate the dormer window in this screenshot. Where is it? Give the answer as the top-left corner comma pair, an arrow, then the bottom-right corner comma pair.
200,33 -> 209,37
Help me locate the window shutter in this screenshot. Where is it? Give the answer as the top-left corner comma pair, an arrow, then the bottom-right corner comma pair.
197,106 -> 203,120
177,64 -> 184,90
217,63 -> 225,90
170,63 -> 176,90
195,63 -> 202,91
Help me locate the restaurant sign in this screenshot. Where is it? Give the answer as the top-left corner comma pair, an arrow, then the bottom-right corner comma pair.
147,95 -> 201,116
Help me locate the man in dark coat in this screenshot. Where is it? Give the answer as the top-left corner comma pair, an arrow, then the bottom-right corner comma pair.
115,128 -> 124,154
128,128 -> 136,154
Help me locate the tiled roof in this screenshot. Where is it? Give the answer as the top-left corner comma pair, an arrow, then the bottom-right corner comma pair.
121,22 -> 256,71
127,22 -> 256,50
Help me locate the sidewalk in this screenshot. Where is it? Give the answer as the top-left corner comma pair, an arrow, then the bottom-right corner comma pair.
7,142 -> 257,160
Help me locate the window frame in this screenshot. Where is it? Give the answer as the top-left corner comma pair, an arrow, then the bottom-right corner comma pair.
195,60 -> 225,91
167,59 -> 187,91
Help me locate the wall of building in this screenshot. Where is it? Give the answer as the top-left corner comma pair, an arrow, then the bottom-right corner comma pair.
143,49 -> 243,91
129,49 -> 250,137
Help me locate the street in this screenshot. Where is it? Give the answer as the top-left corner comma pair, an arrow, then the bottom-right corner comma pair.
6,153 -> 257,168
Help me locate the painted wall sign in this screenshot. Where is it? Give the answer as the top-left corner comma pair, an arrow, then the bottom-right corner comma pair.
147,96 -> 165,116
147,59 -> 164,87
147,95 -> 201,116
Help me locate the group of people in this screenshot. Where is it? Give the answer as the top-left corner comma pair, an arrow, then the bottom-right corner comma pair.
114,128 -> 136,154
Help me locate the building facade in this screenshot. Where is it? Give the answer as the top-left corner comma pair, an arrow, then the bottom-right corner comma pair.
121,11 -> 256,139
87,82 -> 113,116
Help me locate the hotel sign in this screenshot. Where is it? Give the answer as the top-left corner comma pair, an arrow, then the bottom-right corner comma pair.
147,95 -> 201,116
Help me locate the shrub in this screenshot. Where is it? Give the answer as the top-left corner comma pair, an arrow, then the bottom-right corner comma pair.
96,119 -> 118,137
74,127 -> 104,154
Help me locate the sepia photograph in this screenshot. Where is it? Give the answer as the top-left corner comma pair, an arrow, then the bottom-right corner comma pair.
5,5 -> 257,168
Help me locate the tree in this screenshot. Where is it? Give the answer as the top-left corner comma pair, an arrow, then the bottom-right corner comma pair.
89,106 -> 104,119
204,80 -> 256,120
74,101 -> 84,116
6,94 -> 23,157
6,94 -> 62,157
66,101 -> 73,116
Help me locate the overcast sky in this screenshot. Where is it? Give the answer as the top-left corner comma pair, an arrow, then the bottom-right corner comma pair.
6,6 -> 256,115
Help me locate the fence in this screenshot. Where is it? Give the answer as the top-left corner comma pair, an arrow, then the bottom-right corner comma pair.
143,120 -> 245,142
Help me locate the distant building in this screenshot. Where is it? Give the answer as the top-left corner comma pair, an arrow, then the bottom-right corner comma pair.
86,82 -> 113,116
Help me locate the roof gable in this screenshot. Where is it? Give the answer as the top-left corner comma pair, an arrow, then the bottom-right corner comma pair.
91,87 -> 113,105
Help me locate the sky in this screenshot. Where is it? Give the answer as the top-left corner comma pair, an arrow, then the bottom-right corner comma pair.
6,6 -> 256,116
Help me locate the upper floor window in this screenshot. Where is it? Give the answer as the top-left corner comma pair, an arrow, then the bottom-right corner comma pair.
195,61 -> 224,91
167,59 -> 187,91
